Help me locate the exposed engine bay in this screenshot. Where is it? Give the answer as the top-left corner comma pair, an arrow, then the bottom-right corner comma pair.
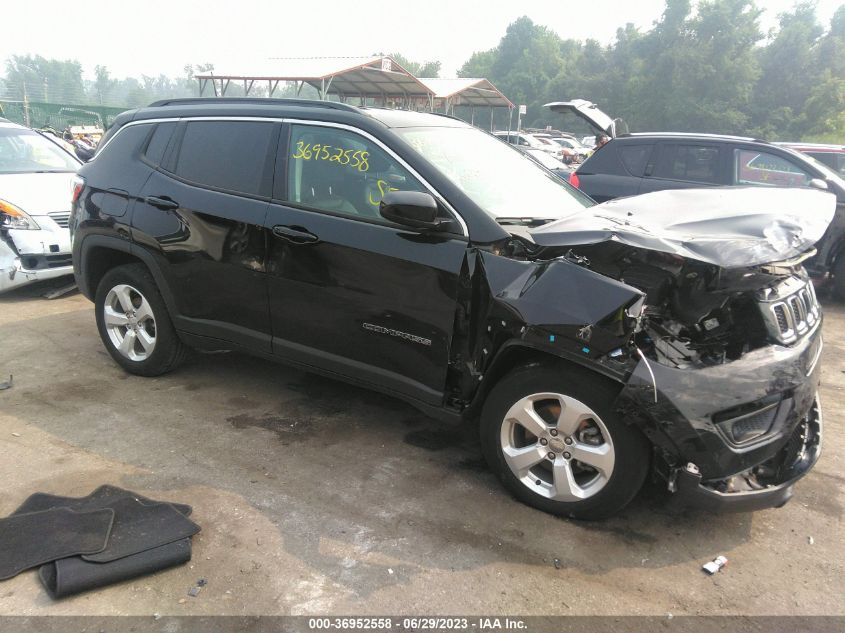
502,233 -> 819,368
502,187 -> 834,369
529,240 -> 817,368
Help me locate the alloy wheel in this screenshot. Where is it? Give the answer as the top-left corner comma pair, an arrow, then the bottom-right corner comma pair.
499,392 -> 615,501
103,284 -> 157,362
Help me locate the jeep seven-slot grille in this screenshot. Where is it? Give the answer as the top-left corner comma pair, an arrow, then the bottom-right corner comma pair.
761,280 -> 819,344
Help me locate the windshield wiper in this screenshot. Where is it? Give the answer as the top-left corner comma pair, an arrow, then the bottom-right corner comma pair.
496,217 -> 555,227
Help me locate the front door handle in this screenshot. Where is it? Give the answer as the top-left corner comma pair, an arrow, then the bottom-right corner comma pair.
272,225 -> 318,244
145,196 -> 179,210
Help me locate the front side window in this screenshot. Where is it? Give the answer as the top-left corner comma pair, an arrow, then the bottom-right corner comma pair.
734,149 -> 811,187
394,125 -> 593,221
286,124 -> 424,221
654,144 -> 721,184
0,127 -> 79,174
173,121 -> 274,196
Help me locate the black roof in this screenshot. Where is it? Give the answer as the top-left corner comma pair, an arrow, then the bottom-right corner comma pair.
130,98 -> 468,130
619,132 -> 770,144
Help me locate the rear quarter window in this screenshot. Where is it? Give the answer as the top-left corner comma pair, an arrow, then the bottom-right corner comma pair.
142,122 -> 176,167
85,123 -> 157,192
578,141 -> 626,175
93,124 -> 153,164
618,144 -> 653,176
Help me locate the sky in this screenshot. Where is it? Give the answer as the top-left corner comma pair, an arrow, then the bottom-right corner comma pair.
1,0 -> 843,81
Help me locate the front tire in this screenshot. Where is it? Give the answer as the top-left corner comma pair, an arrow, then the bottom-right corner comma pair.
480,363 -> 650,520
94,263 -> 185,376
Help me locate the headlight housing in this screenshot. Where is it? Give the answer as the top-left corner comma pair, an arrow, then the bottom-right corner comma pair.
0,199 -> 40,230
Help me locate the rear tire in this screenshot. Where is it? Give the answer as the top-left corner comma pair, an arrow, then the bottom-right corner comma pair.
480,363 -> 650,520
94,263 -> 185,376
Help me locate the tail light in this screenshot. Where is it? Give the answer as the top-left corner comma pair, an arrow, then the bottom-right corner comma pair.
569,172 -> 580,188
71,176 -> 85,205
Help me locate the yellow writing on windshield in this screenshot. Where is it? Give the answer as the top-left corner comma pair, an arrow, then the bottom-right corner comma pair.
367,179 -> 400,206
292,141 -> 369,172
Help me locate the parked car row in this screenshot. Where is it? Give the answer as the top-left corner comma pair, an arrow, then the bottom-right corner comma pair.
493,130 -> 591,164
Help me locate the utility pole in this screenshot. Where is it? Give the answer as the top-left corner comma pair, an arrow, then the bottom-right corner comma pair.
23,81 -> 30,127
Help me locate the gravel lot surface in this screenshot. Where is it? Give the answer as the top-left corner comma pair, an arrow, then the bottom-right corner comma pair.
0,279 -> 842,616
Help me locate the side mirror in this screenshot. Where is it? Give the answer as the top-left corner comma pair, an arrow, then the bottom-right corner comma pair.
809,178 -> 829,191
379,191 -> 451,231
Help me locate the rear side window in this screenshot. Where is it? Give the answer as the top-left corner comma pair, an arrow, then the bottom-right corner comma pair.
734,149 -> 810,187
618,144 -> 652,176
654,144 -> 721,184
172,121 -> 275,196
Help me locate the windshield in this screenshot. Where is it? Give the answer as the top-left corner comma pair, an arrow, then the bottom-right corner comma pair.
395,126 -> 593,220
0,127 -> 80,174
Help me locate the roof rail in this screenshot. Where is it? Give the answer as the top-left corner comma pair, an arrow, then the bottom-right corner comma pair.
147,97 -> 362,113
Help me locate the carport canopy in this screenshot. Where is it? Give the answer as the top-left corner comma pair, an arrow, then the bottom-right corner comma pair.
195,56 -> 434,107
417,78 -> 514,110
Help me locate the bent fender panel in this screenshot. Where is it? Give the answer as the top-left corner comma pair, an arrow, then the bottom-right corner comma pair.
455,250 -> 644,407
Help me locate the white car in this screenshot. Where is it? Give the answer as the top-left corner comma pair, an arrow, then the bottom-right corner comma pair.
1,120 -> 81,293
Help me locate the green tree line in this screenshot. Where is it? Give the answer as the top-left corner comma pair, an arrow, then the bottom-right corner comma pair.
1,0 -> 842,141
460,0 -> 845,141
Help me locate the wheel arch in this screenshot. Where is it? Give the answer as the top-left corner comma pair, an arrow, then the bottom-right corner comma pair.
77,235 -> 179,318
464,340 -> 626,419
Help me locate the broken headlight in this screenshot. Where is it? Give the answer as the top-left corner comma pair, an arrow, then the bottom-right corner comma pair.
0,199 -> 40,230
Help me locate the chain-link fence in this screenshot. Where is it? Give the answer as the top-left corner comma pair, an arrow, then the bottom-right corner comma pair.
0,100 -> 128,130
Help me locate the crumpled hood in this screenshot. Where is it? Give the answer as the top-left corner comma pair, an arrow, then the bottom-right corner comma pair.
530,187 -> 837,268
0,172 -> 77,215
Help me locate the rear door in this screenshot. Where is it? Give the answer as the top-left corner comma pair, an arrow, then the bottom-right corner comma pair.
132,119 -> 279,351
264,121 -> 468,405
638,141 -> 726,194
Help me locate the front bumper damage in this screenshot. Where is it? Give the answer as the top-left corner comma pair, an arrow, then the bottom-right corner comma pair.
0,216 -> 73,293
616,324 -> 824,512
672,398 -> 821,512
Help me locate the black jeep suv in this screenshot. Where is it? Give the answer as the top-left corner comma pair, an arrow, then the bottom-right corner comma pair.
71,98 -> 827,519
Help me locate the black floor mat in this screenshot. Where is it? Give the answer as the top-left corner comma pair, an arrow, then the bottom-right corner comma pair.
39,538 -> 192,598
11,486 -> 199,563
13,485 -> 192,517
0,508 -> 114,580
81,497 -> 199,563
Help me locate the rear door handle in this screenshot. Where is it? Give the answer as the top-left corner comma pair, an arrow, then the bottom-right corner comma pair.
272,225 -> 318,244
145,196 -> 179,210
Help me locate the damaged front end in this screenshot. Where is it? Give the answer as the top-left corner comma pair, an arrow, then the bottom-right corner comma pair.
0,223 -> 74,293
459,187 -> 832,512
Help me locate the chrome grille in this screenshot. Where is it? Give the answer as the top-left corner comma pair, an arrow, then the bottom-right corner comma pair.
760,279 -> 819,344
49,212 -> 70,228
